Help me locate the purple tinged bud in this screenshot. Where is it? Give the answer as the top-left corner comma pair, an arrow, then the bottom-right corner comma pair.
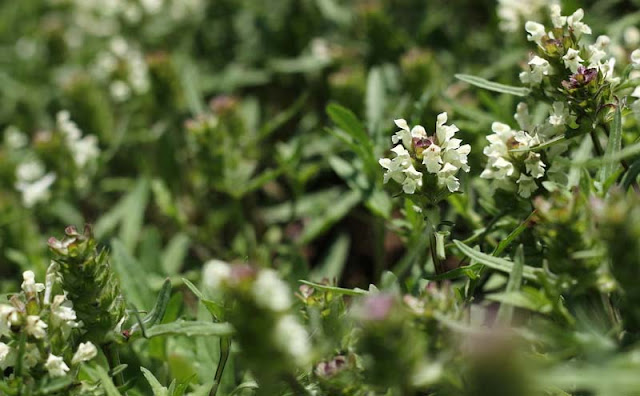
360,294 -> 395,321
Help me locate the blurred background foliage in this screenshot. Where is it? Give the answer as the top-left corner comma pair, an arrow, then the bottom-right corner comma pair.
3,0 -> 640,394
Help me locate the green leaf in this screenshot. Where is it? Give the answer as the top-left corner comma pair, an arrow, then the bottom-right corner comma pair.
141,367 -> 169,396
496,245 -> 524,324
182,278 -> 225,321
622,156 -> 640,190
600,105 -> 623,184
228,381 -> 259,396
578,140 -> 640,167
366,67 -> 386,133
299,189 -> 361,244
492,211 -> 535,256
486,287 -> 553,314
130,278 -> 172,336
311,233 -> 350,282
145,321 -> 234,338
299,280 -> 368,296
111,239 -> 154,310
453,240 -> 548,282
161,233 -> 190,276
455,74 -> 531,97
425,263 -> 483,281
85,364 -> 122,396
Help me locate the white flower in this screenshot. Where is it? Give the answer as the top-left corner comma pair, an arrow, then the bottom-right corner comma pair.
567,8 -> 591,36
21,270 -> 45,294
525,21 -> 547,46
57,111 -> 82,142
497,0 -> 552,33
514,102 -> 531,130
481,122 -> 545,197
203,259 -> 231,291
517,174 -> 538,198
392,119 -> 427,149
273,314 -> 311,367
45,354 -> 70,377
72,135 -> 100,167
380,144 -> 423,194
422,144 -> 442,173
437,163 -> 461,192
15,172 -> 57,207
380,144 -> 412,184
632,86 -> 640,98
72,342 -> 98,365
600,58 -> 620,85
548,102 -> 571,127
16,159 -> 45,182
588,36 -> 610,67
563,48 -> 584,73
252,269 -> 292,312
51,295 -> 80,338
401,165 -> 423,194
0,342 -> 15,370
549,4 -> 566,28
4,126 -> 28,149
624,27 -> 640,47
527,56 -> 552,84
23,344 -> 41,369
525,153 -> 546,178
631,49 -> 640,67
26,315 -> 48,339
0,305 -> 16,336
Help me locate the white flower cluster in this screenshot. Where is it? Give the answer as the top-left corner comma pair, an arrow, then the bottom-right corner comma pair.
14,158 -> 57,208
480,122 -> 546,198
56,111 -> 100,168
53,0 -> 204,40
92,37 -> 150,102
202,261 -> 311,367
497,0 -> 556,33
0,270 -> 98,378
379,114 -> 470,194
521,6 -> 620,86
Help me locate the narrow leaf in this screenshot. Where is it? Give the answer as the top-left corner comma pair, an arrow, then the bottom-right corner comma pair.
299,280 -> 368,296
453,240 -> 547,282
455,74 -> 531,96
145,321 -> 234,338
600,105 -> 623,183
496,245 -> 525,324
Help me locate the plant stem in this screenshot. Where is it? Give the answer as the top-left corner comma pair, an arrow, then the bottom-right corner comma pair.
103,343 -> 125,389
209,336 -> 231,396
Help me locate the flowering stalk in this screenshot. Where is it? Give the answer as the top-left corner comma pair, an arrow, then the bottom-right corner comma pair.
48,225 -> 126,345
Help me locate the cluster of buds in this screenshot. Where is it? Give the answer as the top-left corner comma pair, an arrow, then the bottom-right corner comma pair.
48,225 -> 126,344
379,113 -> 470,197
202,260 -> 311,388
0,268 -> 98,392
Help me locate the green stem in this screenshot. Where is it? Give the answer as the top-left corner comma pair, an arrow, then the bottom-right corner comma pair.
209,336 -> 231,396
103,343 -> 125,390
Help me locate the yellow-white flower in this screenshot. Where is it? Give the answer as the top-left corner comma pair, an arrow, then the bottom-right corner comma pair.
480,122 -> 546,198
72,342 -> 98,365
25,315 -> 48,339
45,354 -> 70,377
21,271 -> 45,295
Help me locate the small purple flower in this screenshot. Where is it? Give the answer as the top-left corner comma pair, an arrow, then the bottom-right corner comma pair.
562,66 -> 598,89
